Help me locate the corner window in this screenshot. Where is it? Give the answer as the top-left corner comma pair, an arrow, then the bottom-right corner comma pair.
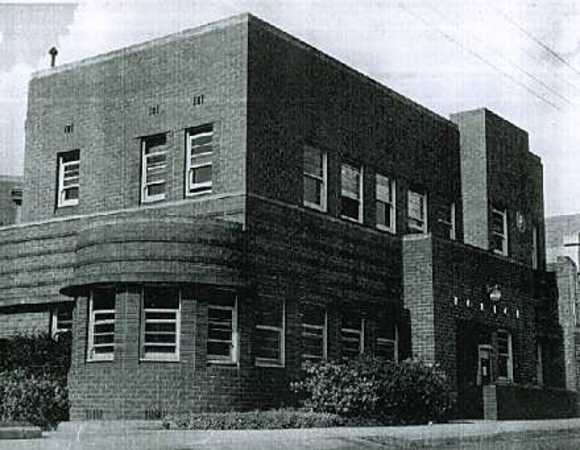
376,321 -> 398,361
341,163 -> 363,222
341,314 -> 364,358
497,330 -> 513,382
57,150 -> 80,207
301,304 -> 327,363
407,190 -> 427,233
376,174 -> 395,233
186,125 -> 213,196
51,306 -> 73,339
303,146 -> 327,211
141,133 -> 168,203
255,299 -> 285,367
491,206 -> 508,255
88,289 -> 115,361
207,293 -> 238,364
141,287 -> 180,361
439,202 -> 456,240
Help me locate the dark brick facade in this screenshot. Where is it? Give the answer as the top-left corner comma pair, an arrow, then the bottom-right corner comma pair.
0,13 -> 571,420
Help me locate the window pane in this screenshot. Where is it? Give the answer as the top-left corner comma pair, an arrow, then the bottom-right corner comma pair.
144,288 -> 179,309
376,201 -> 391,228
341,196 -> 360,220
144,134 -> 166,152
304,147 -> 324,178
376,339 -> 396,361
304,176 -> 322,205
376,175 -> 392,202
191,166 -> 212,185
341,164 -> 361,199
208,341 -> 231,357
408,191 -> 424,219
144,345 -> 175,354
255,327 -> 281,361
64,187 -> 79,200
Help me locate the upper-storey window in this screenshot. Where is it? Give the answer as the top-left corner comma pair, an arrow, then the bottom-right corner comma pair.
303,146 -> 327,211
341,163 -> 363,222
439,202 -> 456,240
407,190 -> 427,234
376,174 -> 395,233
57,150 -> 80,207
141,133 -> 168,203
491,206 -> 508,255
186,124 -> 213,196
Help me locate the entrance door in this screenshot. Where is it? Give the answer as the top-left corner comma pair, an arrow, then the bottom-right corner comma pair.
477,345 -> 493,385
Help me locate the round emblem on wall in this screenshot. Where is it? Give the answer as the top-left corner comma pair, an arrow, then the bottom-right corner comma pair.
516,211 -> 526,233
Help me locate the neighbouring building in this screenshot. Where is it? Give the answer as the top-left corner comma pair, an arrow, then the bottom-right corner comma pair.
0,175 -> 23,227
0,13 -> 574,420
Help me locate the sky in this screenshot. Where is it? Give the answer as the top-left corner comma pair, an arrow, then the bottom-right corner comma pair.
0,0 -> 579,217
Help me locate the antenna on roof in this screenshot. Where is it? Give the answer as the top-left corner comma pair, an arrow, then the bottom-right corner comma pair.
49,47 -> 58,68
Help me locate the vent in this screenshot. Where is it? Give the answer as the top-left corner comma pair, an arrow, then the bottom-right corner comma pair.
84,409 -> 103,420
144,407 -> 167,420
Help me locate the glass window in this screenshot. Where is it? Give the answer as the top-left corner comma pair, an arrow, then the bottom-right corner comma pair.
255,298 -> 285,367
531,225 -> 538,269
407,190 -> 427,233
341,163 -> 363,222
57,150 -> 80,207
376,174 -> 395,232
207,293 -> 238,364
376,320 -> 398,361
497,330 -> 513,381
141,287 -> 180,361
439,202 -> 456,240
341,314 -> 364,358
186,125 -> 213,196
51,306 -> 72,339
141,134 -> 168,203
88,289 -> 115,361
301,304 -> 327,363
491,207 -> 508,255
303,146 -> 327,211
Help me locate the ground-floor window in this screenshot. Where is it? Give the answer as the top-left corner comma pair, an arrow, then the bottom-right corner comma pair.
255,298 -> 285,367
376,320 -> 398,361
207,293 -> 238,364
51,305 -> 73,339
341,314 -> 364,358
301,304 -> 327,363
497,329 -> 513,382
88,289 -> 116,361
141,287 -> 180,361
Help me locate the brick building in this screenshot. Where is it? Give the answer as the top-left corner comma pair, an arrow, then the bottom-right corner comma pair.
0,175 -> 23,227
0,14 -> 574,420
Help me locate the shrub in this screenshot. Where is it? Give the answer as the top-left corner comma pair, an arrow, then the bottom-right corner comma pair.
162,409 -> 345,430
291,356 -> 452,425
0,368 -> 68,429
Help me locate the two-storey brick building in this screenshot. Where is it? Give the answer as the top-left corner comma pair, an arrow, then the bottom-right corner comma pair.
0,13 -> 574,420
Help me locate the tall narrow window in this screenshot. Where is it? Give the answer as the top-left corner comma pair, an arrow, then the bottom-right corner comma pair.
255,299 -> 285,367
376,321 -> 398,361
341,314 -> 364,358
301,304 -> 327,363
439,202 -> 456,240
207,293 -> 238,364
88,289 -> 115,361
141,287 -> 180,361
341,163 -> 363,222
57,150 -> 80,207
491,206 -> 508,255
51,306 -> 73,339
303,146 -> 327,211
10,189 -> 22,224
186,125 -> 213,196
531,225 -> 539,269
376,174 -> 395,233
407,190 -> 427,233
536,341 -> 543,385
141,133 -> 168,203
497,329 -> 513,382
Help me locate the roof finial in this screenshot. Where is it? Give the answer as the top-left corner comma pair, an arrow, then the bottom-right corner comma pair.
49,47 -> 58,68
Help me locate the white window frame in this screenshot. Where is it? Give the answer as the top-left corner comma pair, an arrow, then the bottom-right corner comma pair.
57,153 -> 80,207
51,307 -> 72,339
439,202 -> 456,240
341,317 -> 365,357
207,297 -> 239,365
376,324 -> 398,362
491,207 -> 508,256
497,329 -> 513,382
140,288 -> 181,362
536,341 -> 543,386
532,225 -> 538,269
87,291 -> 115,362
407,190 -> 428,233
301,308 -> 327,363
376,175 -> 396,233
186,126 -> 213,196
340,163 -> 363,223
255,300 -> 285,368
303,146 -> 327,212
141,135 -> 168,203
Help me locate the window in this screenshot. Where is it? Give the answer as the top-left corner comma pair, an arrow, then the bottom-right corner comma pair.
57,150 -> 80,207
491,207 -> 508,255
51,306 -> 72,339
497,330 -> 513,382
303,146 -> 327,211
88,289 -> 115,361
341,163 -> 363,222
341,314 -> 364,358
536,341 -> 543,385
186,125 -> 213,196
407,190 -> 427,233
10,189 -> 22,224
207,293 -> 238,364
439,202 -> 456,240
376,175 -> 395,232
255,299 -> 285,367
141,287 -> 180,361
141,133 -> 168,203
376,321 -> 398,361
301,304 -> 327,363
531,225 -> 539,269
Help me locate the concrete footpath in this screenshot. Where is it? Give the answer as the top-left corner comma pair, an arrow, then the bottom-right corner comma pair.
4,418 -> 580,449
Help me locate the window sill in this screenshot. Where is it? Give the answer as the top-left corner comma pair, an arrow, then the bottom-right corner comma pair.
255,361 -> 285,368
186,188 -> 212,198
87,357 -> 114,363
56,202 -> 79,209
208,361 -> 238,368
303,201 -> 327,213
376,224 -> 396,234
340,215 -> 363,224
140,357 -> 180,363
